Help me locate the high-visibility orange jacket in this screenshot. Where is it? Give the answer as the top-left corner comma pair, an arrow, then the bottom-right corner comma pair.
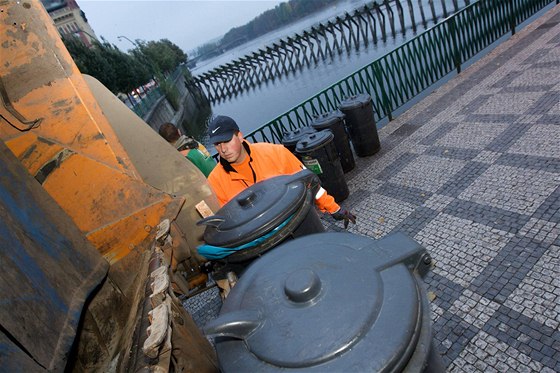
208,141 -> 340,214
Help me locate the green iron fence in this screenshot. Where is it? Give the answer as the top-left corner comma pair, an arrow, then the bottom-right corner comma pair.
243,0 -> 558,145
131,66 -> 186,118
132,87 -> 163,118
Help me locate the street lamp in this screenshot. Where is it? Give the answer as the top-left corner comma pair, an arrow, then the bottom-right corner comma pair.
118,35 -> 159,77
72,29 -> 98,48
117,35 -> 137,48
117,35 -> 160,107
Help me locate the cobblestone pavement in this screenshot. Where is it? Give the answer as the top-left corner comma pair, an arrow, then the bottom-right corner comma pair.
185,5 -> 560,372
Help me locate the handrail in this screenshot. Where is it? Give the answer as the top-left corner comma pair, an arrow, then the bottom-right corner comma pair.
194,0 -> 473,103
132,65 -> 185,118
244,0 -> 557,145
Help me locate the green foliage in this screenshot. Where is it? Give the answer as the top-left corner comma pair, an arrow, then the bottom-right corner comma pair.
101,41 -> 151,93
221,0 -> 340,46
62,35 -> 187,95
182,67 -> 193,82
136,39 -> 187,75
63,36 -> 118,91
157,74 -> 180,111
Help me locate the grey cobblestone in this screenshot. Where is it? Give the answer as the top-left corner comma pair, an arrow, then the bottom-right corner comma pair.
183,5 -> 560,372
459,164 -> 557,215
437,161 -> 491,197
389,154 -> 468,193
472,150 -> 502,164
433,121 -> 508,150
507,124 -> 560,158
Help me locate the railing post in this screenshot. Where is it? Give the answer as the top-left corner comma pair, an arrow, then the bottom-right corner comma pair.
449,15 -> 462,74
509,0 -> 517,36
372,62 -> 393,121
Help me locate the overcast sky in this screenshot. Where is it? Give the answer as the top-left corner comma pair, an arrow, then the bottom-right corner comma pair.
77,0 -> 283,53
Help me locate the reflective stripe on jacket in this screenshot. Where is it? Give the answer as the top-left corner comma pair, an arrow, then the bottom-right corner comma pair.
208,141 -> 339,213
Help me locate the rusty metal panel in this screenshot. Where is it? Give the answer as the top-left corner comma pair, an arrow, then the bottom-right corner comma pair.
0,140 -> 108,371
0,0 -> 183,262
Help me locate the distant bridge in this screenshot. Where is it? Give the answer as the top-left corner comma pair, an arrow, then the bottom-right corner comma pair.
192,0 -> 472,103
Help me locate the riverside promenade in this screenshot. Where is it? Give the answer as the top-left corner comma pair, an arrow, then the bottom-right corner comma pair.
336,4 -> 560,371
185,4 -> 560,372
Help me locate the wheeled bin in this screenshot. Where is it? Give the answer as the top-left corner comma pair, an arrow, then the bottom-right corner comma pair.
281,127 -> 316,157
339,93 -> 381,156
197,170 -> 325,273
311,110 -> 355,173
205,231 -> 444,372
295,130 -> 349,202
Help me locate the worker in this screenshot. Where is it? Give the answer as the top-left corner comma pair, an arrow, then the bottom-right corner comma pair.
206,115 -> 356,228
158,122 -> 216,177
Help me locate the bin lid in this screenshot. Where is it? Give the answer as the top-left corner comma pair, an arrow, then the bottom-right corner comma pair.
338,93 -> 372,110
205,232 -> 431,372
310,110 -> 345,130
295,130 -> 334,153
281,127 -> 316,147
199,170 -> 317,248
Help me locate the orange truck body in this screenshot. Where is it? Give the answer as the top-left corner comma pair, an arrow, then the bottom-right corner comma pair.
0,1 -> 219,371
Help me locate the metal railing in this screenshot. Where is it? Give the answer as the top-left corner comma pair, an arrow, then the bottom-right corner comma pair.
131,66 -> 186,118
193,0 -> 473,103
244,0 -> 557,145
132,87 -> 163,118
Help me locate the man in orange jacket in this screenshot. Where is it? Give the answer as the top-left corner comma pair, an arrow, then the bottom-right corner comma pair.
207,115 -> 356,227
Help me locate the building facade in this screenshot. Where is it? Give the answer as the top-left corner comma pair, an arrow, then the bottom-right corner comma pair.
40,0 -> 98,47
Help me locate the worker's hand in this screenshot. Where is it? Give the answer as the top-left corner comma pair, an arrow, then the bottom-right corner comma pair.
331,208 -> 356,229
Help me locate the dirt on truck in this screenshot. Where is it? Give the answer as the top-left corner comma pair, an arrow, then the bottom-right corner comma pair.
0,1 -> 219,371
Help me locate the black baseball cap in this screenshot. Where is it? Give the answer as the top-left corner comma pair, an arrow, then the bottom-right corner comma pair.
208,115 -> 240,144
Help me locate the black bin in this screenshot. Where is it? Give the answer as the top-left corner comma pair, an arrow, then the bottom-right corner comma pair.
339,93 -> 381,156
295,130 -> 349,203
197,170 -> 325,273
281,127 -> 316,157
205,232 -> 444,372
311,110 -> 355,173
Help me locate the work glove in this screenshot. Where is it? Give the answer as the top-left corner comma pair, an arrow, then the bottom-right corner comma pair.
331,208 -> 356,229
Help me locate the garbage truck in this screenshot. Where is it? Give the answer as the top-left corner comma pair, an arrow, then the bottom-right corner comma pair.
1,1 -> 219,371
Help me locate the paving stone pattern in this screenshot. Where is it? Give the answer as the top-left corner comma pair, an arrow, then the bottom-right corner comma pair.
336,6 -> 560,372
184,6 -> 560,372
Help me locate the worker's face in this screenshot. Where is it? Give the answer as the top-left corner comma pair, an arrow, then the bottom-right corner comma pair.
214,131 -> 246,164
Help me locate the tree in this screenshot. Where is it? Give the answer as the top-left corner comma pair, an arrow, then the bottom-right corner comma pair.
101,41 -> 150,94
62,35 -> 188,95
63,35 -> 118,92
136,39 -> 187,75
211,0 -> 341,60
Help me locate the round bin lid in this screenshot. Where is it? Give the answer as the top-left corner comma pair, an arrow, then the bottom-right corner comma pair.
310,110 -> 345,130
281,127 -> 316,147
206,232 -> 426,372
200,171 -> 315,248
339,93 -> 372,110
295,130 -> 334,153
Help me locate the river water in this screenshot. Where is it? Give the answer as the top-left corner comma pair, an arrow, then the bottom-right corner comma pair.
189,0 -> 459,140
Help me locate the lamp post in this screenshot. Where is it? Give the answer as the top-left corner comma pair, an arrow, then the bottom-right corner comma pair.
117,35 -> 137,48
72,29 -> 98,48
118,35 -> 158,75
117,35 -> 160,108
